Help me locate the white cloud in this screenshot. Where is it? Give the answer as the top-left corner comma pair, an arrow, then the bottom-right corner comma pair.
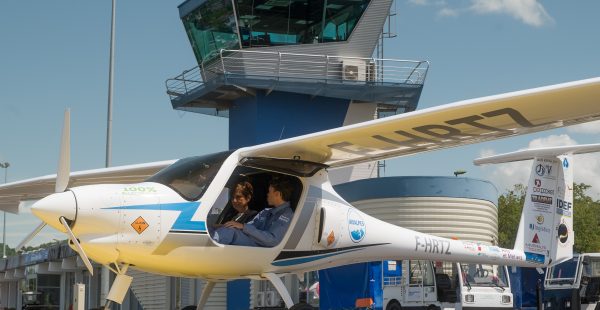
423,0 -> 553,27
468,0 -> 554,27
438,7 -> 459,17
567,120 -> 600,134
479,135 -> 600,198
527,134 -> 576,148
408,0 -> 430,5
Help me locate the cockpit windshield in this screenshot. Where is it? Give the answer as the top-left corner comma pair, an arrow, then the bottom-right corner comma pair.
582,256 -> 600,277
146,150 -> 233,201
460,263 -> 509,288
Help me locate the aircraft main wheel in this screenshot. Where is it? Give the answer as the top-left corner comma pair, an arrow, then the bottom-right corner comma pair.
289,302 -> 314,310
386,300 -> 402,310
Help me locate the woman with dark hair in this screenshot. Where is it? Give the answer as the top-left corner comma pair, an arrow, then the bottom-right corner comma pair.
214,181 -> 258,229
228,181 -> 257,223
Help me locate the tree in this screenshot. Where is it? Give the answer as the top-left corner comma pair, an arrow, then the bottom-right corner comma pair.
497,184 -> 526,248
572,183 -> 600,253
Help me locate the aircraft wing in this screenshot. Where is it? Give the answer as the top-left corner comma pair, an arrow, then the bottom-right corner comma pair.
474,143 -> 600,165
240,77 -> 600,167
0,160 -> 175,214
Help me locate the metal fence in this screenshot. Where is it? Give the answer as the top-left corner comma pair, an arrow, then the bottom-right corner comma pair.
166,49 -> 429,100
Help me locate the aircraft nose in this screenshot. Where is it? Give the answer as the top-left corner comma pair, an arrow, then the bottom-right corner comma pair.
31,191 -> 77,232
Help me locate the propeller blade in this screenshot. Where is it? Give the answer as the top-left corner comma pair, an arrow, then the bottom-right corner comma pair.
55,109 -> 71,193
59,217 -> 94,276
15,222 -> 47,252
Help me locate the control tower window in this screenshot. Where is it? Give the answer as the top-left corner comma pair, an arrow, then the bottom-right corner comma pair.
236,0 -> 371,47
181,0 -> 371,60
182,0 -> 241,65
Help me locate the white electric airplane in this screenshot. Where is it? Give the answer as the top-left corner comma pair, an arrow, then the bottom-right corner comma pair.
2,77 -> 600,309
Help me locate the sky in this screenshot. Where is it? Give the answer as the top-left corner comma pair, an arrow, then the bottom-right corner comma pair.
0,0 -> 599,247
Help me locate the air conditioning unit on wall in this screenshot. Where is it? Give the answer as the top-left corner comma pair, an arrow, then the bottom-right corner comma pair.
343,59 -> 367,81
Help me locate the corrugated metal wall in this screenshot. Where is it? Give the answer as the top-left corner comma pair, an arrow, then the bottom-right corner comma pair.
129,269 -> 170,310
128,270 -> 228,310
353,196 -> 498,244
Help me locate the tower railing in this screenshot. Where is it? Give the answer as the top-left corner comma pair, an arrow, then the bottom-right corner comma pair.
166,49 -> 429,100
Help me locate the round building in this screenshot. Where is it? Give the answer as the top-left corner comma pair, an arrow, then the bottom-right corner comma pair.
334,176 -> 499,245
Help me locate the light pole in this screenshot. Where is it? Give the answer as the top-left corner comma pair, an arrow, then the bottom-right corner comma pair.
0,162 -> 9,258
103,0 -> 117,308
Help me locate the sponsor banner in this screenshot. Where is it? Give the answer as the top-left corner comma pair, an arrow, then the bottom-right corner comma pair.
524,157 -> 559,257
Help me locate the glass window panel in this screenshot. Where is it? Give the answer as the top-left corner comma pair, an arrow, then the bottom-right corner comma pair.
321,0 -> 370,42
182,0 -> 241,64
180,0 -> 372,64
233,0 -> 369,47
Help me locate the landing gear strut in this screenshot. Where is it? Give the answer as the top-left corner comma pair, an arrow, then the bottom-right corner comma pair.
263,273 -> 314,310
196,281 -> 216,310
103,264 -> 132,310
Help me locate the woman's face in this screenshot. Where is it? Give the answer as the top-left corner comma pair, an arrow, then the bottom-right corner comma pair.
232,190 -> 250,213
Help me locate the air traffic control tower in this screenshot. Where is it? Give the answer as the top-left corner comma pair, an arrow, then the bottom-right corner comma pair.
165,0 -> 429,308
166,0 -> 429,150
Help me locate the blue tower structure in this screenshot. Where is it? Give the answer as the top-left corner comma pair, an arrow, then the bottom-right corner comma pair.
167,0 -> 429,150
165,0 -> 429,308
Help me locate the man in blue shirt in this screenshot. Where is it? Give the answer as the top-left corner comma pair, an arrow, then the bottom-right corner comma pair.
214,177 -> 294,247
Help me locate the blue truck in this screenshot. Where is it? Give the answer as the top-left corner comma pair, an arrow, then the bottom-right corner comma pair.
510,253 -> 600,310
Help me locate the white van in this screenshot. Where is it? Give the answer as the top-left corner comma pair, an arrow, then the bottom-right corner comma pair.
383,260 -> 513,310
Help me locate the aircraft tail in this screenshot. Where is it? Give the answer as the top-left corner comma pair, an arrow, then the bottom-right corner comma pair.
475,143 -> 600,266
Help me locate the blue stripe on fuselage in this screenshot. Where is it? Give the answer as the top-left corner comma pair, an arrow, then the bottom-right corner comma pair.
271,249 -> 362,267
105,202 -> 206,232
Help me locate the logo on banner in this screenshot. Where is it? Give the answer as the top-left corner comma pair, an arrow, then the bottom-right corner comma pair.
558,223 -> 569,244
536,161 -> 555,179
536,215 -> 544,224
532,233 -> 540,244
563,158 -> 569,168
529,215 -> 550,233
534,179 -> 542,187
556,199 -> 573,216
531,195 -> 553,205
533,187 -> 555,195
536,164 -> 546,176
525,252 -> 546,264
529,223 -> 551,233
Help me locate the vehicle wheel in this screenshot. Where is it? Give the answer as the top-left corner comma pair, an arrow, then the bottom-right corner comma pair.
386,300 -> 402,310
426,305 -> 439,310
289,302 -> 314,310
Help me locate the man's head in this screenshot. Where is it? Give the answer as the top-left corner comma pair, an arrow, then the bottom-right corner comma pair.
267,176 -> 294,207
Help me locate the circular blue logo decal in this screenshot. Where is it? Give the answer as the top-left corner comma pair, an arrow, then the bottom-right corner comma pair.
348,209 -> 366,243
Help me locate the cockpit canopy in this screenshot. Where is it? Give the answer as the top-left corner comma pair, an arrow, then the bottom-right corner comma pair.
146,151 -> 233,201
